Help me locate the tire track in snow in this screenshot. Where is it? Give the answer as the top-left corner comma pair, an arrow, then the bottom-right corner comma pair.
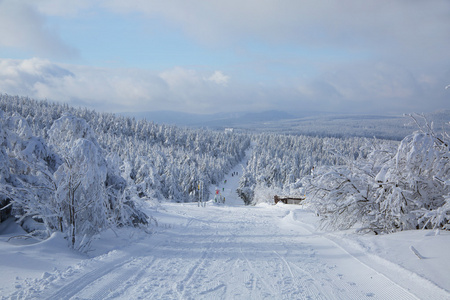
216,207 -> 308,298
198,283 -> 227,296
31,241 -> 163,300
45,255 -> 135,300
86,257 -> 157,300
272,249 -> 323,299
239,247 -> 278,297
100,256 -> 159,299
278,208 -> 420,299
176,248 -> 209,297
169,216 -> 223,300
235,206 -> 409,299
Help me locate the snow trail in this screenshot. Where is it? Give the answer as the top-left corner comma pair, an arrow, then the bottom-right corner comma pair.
4,150 -> 449,299
209,144 -> 253,207
5,202 -> 449,299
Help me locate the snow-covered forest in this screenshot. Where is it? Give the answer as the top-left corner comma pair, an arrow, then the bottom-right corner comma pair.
236,133 -> 393,204
0,94 -> 250,249
302,116 -> 450,234
1,94 -> 449,253
237,116 -> 450,234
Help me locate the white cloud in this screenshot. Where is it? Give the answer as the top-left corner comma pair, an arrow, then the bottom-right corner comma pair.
29,0 -> 92,17
0,58 -> 446,115
0,58 -> 239,113
206,71 -> 229,86
293,61 -> 450,114
1,0 -> 447,116
0,1 -> 77,59
158,68 -> 233,111
102,0 -> 450,63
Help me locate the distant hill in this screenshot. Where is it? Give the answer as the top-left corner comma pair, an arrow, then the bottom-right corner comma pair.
123,109 -> 450,140
122,110 -> 296,127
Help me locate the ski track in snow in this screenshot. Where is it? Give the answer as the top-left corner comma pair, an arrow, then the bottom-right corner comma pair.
4,150 -> 450,300
8,203 -> 439,300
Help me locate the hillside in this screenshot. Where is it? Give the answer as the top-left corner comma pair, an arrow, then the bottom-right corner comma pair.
125,110 -> 450,140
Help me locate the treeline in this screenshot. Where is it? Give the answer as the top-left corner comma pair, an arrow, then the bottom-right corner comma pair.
302,115 -> 450,233
237,115 -> 450,233
237,133 -> 396,205
0,94 -> 250,250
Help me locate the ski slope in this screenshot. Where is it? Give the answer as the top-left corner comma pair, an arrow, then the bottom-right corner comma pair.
1,151 -> 450,299
4,201 -> 449,299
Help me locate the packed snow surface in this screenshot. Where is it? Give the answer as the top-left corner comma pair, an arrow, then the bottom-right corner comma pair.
1,163 -> 449,299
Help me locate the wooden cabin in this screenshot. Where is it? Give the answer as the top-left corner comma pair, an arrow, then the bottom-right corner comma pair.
274,195 -> 305,205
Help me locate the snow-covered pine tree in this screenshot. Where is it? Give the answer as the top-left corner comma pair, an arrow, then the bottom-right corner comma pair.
237,169 -> 256,205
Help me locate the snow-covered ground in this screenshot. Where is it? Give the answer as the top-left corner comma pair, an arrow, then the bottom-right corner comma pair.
1,157 -> 449,299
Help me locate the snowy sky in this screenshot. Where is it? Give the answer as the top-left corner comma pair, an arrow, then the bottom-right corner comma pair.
0,0 -> 449,115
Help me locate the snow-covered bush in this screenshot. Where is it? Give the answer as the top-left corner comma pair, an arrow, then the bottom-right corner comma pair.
0,113 -> 58,236
302,161 -> 379,232
48,114 -> 140,249
105,153 -> 149,227
53,138 -> 108,248
0,110 -> 151,250
304,115 -> 450,233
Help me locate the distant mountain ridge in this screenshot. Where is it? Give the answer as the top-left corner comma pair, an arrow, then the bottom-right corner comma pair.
122,110 -> 296,126
122,109 -> 450,140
